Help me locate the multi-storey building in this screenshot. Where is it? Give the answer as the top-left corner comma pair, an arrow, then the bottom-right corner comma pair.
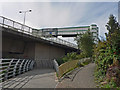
33,24 -> 99,42
57,24 -> 99,42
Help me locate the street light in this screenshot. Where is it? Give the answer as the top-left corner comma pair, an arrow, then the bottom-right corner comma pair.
19,9 -> 32,25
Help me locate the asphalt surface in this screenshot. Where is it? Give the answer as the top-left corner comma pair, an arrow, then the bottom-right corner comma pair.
56,63 -> 96,88
2,69 -> 57,88
2,63 -> 96,89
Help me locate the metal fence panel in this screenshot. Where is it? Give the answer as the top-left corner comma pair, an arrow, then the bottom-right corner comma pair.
0,58 -> 34,82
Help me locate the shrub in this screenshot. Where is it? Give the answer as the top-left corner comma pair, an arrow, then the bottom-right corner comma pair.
94,14 -> 120,88
75,31 -> 94,57
106,59 -> 120,87
56,52 -> 78,65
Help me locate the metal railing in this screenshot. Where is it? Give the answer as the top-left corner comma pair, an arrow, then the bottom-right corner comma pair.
0,16 -> 78,49
53,58 -> 92,79
41,37 -> 77,48
0,59 -> 34,82
58,60 -> 79,78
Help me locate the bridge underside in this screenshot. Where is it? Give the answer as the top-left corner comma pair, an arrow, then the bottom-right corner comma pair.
60,34 -> 77,37
1,27 -> 78,68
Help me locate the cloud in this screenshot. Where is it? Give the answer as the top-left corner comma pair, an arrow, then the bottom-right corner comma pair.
28,2 -> 73,28
25,2 -> 92,29
0,3 -> 3,15
89,2 -> 118,39
4,2 -> 74,28
0,0 -> 119,2
1,2 -> 118,43
72,2 -> 118,39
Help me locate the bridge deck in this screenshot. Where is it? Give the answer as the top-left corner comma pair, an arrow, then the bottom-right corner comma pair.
0,16 -> 78,49
2,69 -> 57,88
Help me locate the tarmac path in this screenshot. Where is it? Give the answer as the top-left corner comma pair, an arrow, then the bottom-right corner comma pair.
2,63 -> 96,89
2,69 -> 57,89
56,63 -> 96,88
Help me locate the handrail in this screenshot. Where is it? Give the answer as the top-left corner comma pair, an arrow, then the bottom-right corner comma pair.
4,59 -> 14,80
0,16 -> 78,49
0,16 -> 32,30
58,60 -> 79,78
18,59 -> 25,74
13,59 -> 20,77
0,58 -> 34,82
54,58 -> 92,79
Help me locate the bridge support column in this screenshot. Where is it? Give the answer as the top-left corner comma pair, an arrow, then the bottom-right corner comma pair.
34,43 -> 65,68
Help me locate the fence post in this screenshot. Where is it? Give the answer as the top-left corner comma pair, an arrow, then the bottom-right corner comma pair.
0,59 -> 2,82
26,60 -> 31,71
2,17 -> 5,26
19,59 -> 25,74
13,59 -> 20,77
13,21 -> 15,28
23,59 -> 29,72
29,60 -> 34,70
4,59 -> 14,80
0,59 -> 35,82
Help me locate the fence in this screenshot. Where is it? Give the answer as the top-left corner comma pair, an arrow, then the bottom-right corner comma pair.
53,59 -> 59,73
54,58 -> 92,79
0,16 -> 78,49
0,59 -> 34,82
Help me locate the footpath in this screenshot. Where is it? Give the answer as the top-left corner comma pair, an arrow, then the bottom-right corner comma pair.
56,63 -> 96,88
2,69 -> 57,88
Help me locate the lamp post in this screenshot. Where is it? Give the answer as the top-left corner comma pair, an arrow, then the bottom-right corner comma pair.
19,10 -> 32,25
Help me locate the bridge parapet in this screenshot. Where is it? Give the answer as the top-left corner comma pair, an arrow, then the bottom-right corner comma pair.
0,59 -> 34,82
0,16 -> 78,49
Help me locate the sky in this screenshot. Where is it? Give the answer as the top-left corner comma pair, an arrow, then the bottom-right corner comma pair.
0,0 -> 119,44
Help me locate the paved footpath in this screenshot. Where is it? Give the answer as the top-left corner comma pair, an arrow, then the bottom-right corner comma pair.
2,69 -> 57,89
2,63 -> 96,89
56,63 -> 96,88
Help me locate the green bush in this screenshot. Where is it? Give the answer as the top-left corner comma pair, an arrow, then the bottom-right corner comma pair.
56,57 -> 65,65
56,52 -> 91,66
56,52 -> 78,65
76,52 -> 86,59
75,31 -> 94,57
94,14 -> 120,88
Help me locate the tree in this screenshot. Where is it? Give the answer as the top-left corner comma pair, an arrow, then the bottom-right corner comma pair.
106,14 -> 120,59
75,31 -> 94,57
94,14 -> 120,88
106,14 -> 119,35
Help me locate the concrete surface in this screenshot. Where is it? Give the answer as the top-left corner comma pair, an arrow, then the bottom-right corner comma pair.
56,63 -> 96,88
2,27 -> 77,61
2,69 -> 57,89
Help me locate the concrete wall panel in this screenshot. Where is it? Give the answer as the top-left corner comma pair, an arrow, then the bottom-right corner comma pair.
2,37 -> 35,59
35,43 -> 65,61
35,43 -> 65,68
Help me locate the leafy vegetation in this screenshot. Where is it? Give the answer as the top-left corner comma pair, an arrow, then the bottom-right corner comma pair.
57,58 -> 92,79
75,31 -> 94,57
56,52 -> 78,65
94,14 -> 120,88
56,14 -> 120,88
57,28 -> 94,66
77,58 -> 92,67
56,26 -> 95,81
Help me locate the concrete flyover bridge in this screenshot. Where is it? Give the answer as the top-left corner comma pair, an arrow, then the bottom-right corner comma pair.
0,16 -> 79,89
0,16 -> 78,68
